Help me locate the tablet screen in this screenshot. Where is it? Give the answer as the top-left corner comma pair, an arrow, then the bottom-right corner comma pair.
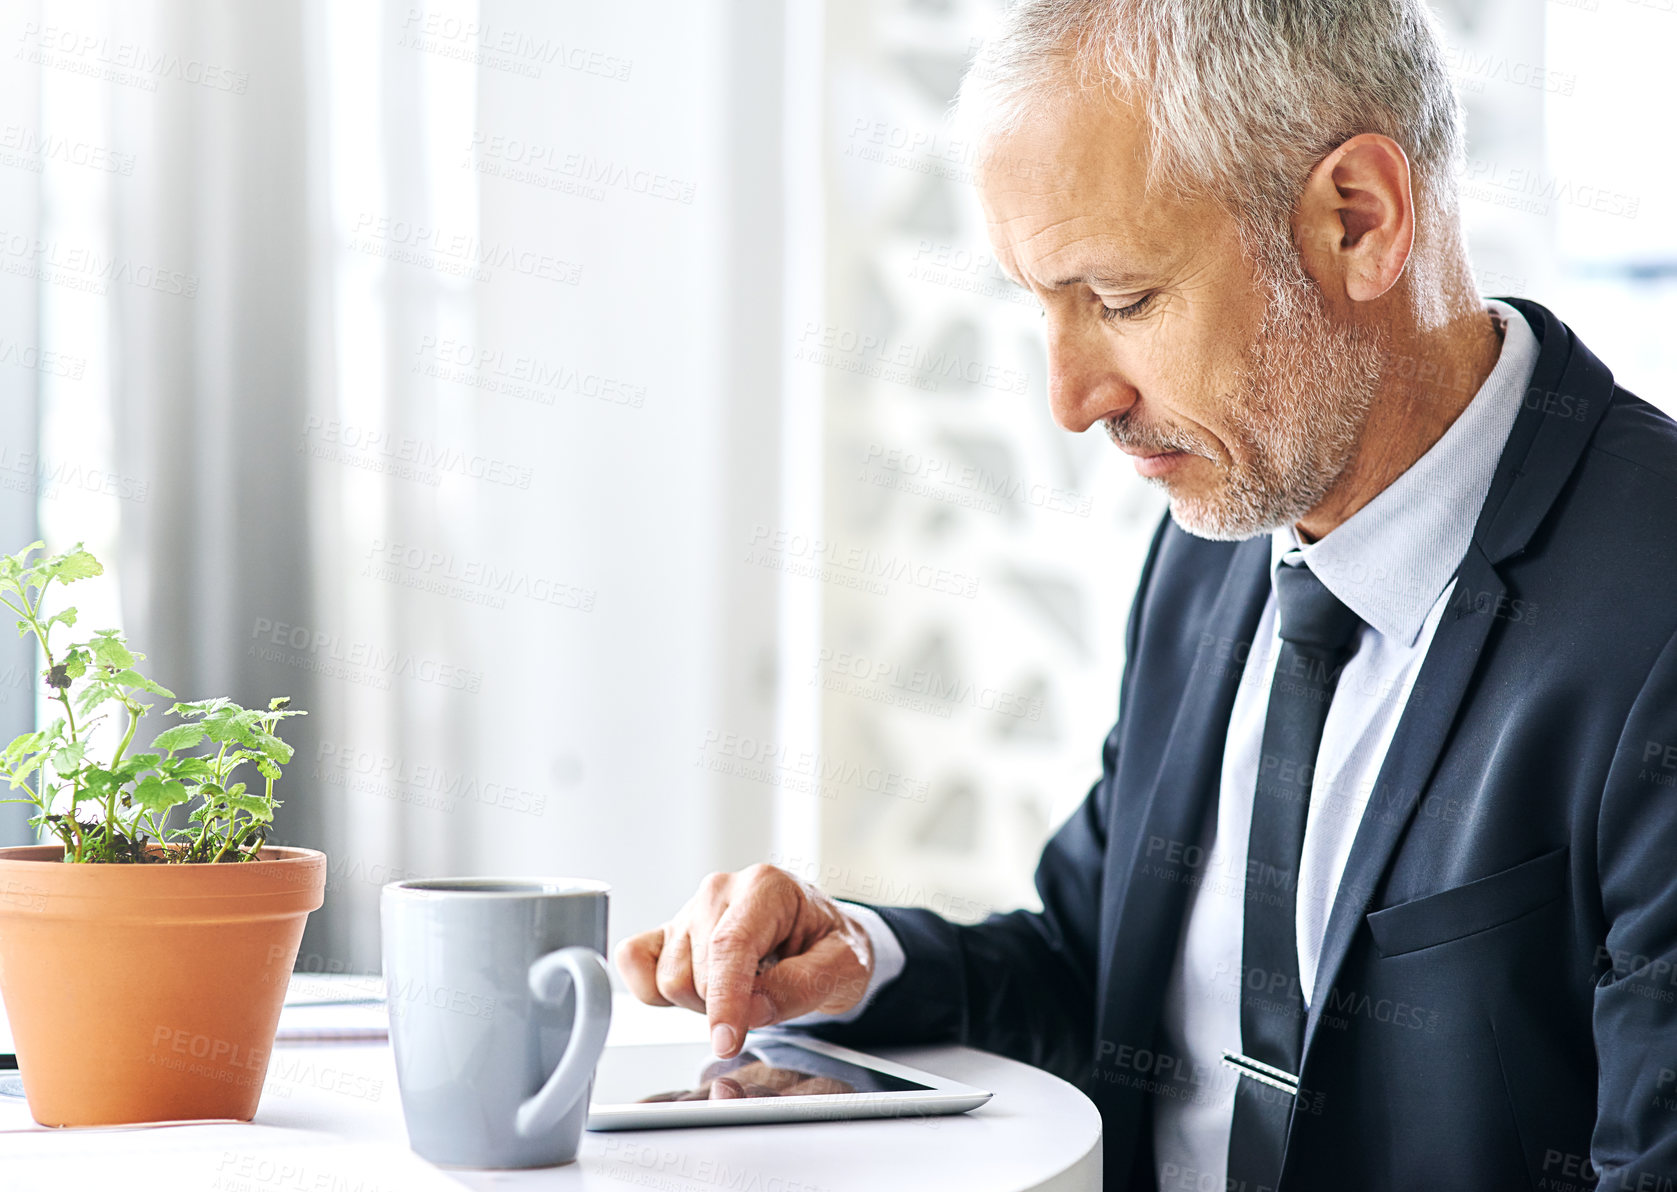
593,1038 -> 931,1104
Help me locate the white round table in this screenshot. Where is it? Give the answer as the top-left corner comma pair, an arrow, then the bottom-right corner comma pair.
0,990 -> 1102,1192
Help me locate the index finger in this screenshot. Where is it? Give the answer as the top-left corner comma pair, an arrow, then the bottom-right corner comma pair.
703,888 -> 793,1058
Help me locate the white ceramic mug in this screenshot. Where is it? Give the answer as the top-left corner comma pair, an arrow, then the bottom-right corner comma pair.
380,877 -> 612,1168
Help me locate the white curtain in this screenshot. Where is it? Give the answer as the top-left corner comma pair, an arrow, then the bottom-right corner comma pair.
98,0 -> 799,971
106,0 -> 338,957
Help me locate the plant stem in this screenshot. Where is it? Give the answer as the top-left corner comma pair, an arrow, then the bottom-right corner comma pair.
0,587 -> 58,848
211,819 -> 238,864
20,576 -> 92,858
55,689 -> 78,751
186,741 -> 233,859
102,701 -> 143,851
110,702 -> 139,767
62,800 -> 84,856
27,584 -> 85,834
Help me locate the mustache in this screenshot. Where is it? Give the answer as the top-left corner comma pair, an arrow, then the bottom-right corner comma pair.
1103,413 -> 1211,459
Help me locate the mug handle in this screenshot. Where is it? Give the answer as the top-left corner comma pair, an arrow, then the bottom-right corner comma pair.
513,945 -> 614,1139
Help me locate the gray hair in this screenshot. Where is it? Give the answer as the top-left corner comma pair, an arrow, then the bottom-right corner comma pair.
957,0 -> 1465,277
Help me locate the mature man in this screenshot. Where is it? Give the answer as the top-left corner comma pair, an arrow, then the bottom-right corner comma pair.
619,2 -> 1677,1188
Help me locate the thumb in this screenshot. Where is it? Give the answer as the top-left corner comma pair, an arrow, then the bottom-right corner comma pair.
753,933 -> 870,1023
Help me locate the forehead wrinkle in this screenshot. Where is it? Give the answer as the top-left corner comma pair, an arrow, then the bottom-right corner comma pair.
1016,219 -> 1156,292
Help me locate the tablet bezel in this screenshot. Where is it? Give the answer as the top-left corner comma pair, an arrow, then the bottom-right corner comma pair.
584,1030 -> 993,1131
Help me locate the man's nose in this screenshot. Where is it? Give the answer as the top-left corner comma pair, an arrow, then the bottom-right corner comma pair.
1044,317 -> 1139,433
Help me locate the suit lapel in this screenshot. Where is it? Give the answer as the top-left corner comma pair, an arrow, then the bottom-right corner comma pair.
1102,535 -> 1271,995
1301,544 -> 1502,1056
1096,534 -> 1270,1173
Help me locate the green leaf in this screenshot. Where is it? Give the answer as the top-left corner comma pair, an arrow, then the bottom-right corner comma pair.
112,669 -> 174,698
2,729 -> 48,763
89,630 -> 134,671
44,607 -> 77,632
132,776 -> 189,814
3,752 -> 46,787
255,757 -> 281,781
74,682 -> 122,717
225,792 -> 274,822
0,543 -> 39,586
151,724 -> 205,753
79,768 -> 119,794
168,697 -> 230,720
62,649 -> 88,680
50,741 -> 87,776
202,706 -> 263,746
163,756 -> 215,782
38,547 -> 102,584
113,753 -> 161,784
250,730 -> 293,764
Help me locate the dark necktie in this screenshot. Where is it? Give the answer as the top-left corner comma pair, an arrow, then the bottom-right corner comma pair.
1226,561 -> 1362,1191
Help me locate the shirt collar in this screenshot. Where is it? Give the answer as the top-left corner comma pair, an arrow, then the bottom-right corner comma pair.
1270,299 -> 1541,645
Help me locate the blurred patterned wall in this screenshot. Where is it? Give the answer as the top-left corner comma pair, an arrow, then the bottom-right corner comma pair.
795,0 -> 1166,921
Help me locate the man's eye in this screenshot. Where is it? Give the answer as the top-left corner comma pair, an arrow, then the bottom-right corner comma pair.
1100,293 -> 1156,323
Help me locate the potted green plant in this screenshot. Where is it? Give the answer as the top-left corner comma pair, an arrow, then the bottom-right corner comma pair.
0,541 -> 325,1126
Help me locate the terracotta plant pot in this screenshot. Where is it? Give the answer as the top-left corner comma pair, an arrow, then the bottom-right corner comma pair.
0,844 -> 326,1126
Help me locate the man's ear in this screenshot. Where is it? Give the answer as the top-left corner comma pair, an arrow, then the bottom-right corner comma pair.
1293,133 -> 1415,303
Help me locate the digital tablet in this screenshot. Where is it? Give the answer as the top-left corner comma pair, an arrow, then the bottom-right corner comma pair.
585,1030 -> 992,1130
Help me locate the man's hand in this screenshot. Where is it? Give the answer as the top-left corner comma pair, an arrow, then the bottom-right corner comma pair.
615,863 -> 875,1058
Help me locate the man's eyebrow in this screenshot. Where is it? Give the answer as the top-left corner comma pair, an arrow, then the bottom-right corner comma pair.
1050,270 -> 1152,290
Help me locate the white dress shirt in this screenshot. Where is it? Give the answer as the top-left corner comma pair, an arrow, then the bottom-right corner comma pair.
792,302 -> 1542,1188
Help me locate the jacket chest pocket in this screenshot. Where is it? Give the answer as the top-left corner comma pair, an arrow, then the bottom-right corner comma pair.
1365,845 -> 1569,958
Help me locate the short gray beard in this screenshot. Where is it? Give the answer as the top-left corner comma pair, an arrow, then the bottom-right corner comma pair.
1106,254 -> 1386,542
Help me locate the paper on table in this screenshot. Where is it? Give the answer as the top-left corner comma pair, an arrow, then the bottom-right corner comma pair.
276,972 -> 387,1042
275,1005 -> 387,1043
284,971 -> 385,1006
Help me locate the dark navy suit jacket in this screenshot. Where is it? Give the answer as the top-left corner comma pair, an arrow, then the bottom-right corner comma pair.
803,299 -> 1677,1191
